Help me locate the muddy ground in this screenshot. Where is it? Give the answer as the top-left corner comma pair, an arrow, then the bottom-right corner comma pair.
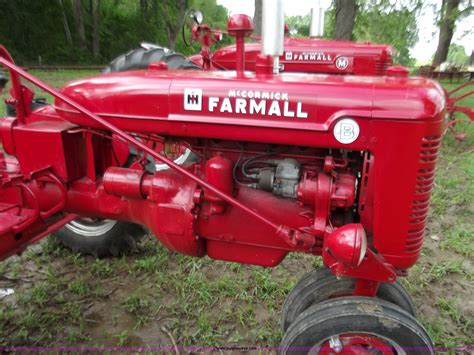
0,74 -> 473,351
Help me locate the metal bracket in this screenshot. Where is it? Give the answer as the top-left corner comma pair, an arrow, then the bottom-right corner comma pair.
323,248 -> 397,283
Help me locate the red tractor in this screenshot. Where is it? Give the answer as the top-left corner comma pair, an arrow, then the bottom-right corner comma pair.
1,1 -> 445,352
4,7 -> 406,258
104,8 -> 396,77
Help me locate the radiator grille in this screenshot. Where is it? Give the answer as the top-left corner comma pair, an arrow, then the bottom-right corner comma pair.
375,57 -> 393,75
405,135 -> 442,253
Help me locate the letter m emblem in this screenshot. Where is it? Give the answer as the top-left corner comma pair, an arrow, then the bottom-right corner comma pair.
184,88 -> 202,111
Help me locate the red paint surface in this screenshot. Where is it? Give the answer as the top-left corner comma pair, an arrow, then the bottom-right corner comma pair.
0,47 -> 445,285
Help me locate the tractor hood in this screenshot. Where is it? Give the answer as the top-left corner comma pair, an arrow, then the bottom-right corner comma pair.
55,69 -> 445,149
207,37 -> 393,75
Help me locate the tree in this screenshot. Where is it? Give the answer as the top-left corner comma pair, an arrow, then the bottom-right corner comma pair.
91,0 -> 101,58
73,0 -> 87,51
446,43 -> 469,64
285,15 -> 310,37
253,0 -> 263,36
140,0 -> 149,15
353,0 -> 421,67
58,0 -> 73,46
433,0 -> 461,66
0,0 -> 229,64
334,0 -> 356,40
163,0 -> 187,50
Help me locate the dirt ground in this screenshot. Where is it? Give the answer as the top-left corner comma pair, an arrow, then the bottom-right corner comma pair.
0,73 -> 473,351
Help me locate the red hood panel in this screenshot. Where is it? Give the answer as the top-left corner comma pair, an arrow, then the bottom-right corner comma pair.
55,70 -> 445,147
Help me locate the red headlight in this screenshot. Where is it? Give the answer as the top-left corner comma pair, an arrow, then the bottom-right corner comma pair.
324,224 -> 367,268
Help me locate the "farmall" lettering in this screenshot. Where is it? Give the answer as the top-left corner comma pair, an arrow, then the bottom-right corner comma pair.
207,90 -> 308,118
285,51 -> 333,62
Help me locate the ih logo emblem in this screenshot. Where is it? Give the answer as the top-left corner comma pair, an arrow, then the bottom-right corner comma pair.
333,118 -> 360,144
184,88 -> 202,111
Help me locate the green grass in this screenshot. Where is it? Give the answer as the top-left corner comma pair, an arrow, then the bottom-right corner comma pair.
0,74 -> 472,348
0,69 -> 99,117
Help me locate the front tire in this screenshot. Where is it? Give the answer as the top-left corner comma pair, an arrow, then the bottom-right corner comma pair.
281,267 -> 416,332
281,297 -> 433,354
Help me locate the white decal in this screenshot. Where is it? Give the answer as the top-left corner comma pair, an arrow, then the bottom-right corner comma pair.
284,51 -> 333,62
187,89 -> 309,119
333,118 -> 360,144
184,88 -> 202,111
335,56 -> 349,70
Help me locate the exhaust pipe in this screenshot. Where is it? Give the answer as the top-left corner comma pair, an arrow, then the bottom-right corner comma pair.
261,0 -> 285,74
309,1 -> 325,38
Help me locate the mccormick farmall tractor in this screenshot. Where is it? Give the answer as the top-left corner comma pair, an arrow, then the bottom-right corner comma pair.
55,5 -> 403,252
1,0 -> 445,352
104,6 -> 396,76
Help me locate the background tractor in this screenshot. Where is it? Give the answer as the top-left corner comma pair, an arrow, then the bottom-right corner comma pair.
104,7 -> 396,76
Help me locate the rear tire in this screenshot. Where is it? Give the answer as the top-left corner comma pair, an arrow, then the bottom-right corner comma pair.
54,219 -> 145,258
281,267 -> 416,332
55,45 -> 199,257
103,46 -> 199,73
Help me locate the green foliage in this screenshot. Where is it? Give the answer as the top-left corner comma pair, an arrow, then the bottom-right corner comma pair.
0,0 -> 79,64
447,43 -> 470,65
353,0 -> 421,66
285,15 -> 310,37
0,0 -> 427,67
0,0 -> 229,65
284,0 -> 420,66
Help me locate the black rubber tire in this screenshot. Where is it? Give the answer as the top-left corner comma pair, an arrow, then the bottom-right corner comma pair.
6,98 -> 48,117
103,46 -> 199,73
0,71 -> 8,89
281,267 -> 416,332
54,220 -> 145,258
281,297 -> 434,354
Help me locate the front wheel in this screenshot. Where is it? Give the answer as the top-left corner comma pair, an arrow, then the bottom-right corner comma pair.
281,297 -> 434,354
281,267 -> 416,332
54,219 -> 145,258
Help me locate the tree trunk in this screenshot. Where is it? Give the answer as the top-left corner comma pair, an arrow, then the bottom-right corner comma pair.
470,50 -> 474,66
253,0 -> 263,37
91,0 -> 100,58
72,0 -> 87,51
334,0 -> 356,41
58,0 -> 73,46
140,0 -> 148,15
432,0 -> 461,67
166,0 -> 186,50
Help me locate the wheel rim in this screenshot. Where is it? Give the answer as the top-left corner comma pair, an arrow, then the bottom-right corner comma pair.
65,218 -> 117,237
155,148 -> 193,171
315,333 -> 405,355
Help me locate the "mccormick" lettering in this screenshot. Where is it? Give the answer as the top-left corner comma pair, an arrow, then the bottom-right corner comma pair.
208,90 -> 308,118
